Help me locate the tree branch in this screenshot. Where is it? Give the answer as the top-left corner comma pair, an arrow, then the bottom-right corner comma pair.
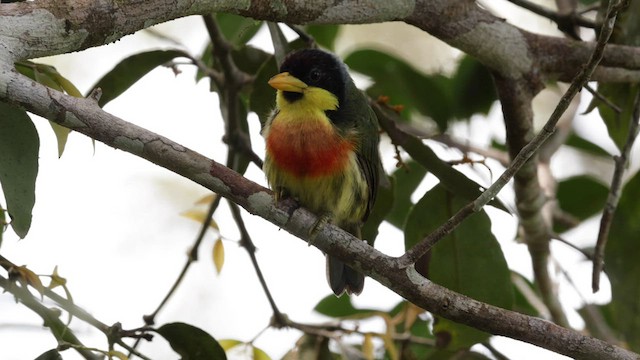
1,64 -> 636,359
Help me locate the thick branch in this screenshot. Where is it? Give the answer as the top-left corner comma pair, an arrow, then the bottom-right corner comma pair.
0,65 -> 636,360
1,0 -> 640,84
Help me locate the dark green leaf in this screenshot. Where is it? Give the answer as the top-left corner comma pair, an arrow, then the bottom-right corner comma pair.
305,25 -> 341,50
34,349 -> 62,360
385,161 -> 428,228
89,50 -> 189,107
451,56 -> 496,119
0,102 -> 39,238
227,99 -> 252,175
362,175 -> 393,245
1,204 -> 6,247
314,294 -> 375,318
345,49 -> 453,131
565,133 -> 612,157
595,0 -> 640,151
511,271 -> 541,317
215,13 -> 263,47
594,83 -> 640,151
157,322 -> 227,360
556,175 -> 608,232
405,185 -> 512,350
605,171 -> 640,351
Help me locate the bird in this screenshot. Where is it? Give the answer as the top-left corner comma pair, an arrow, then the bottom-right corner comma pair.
262,48 -> 381,296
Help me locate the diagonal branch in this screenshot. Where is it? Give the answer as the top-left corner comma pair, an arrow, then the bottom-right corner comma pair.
1,63 -> 637,359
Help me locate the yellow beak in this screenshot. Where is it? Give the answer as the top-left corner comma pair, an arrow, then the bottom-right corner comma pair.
268,72 -> 308,93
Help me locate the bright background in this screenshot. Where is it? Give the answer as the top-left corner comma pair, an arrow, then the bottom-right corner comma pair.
0,1 -> 623,359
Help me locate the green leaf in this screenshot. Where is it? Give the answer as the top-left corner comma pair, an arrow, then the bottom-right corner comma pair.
386,161 -> 428,228
595,0 -> 640,151
34,349 -> 62,360
14,61 -> 76,157
511,271 -> 541,317
305,25 -> 341,50
594,83 -> 640,151
451,56 -> 496,119
556,175 -> 608,232
361,175 -> 393,245
427,350 -> 492,360
405,185 -> 512,350
215,13 -> 263,47
314,294 -> 376,318
157,322 -> 227,360
0,204 -> 6,247
89,49 -> 189,107
565,133 -> 612,157
605,171 -> 640,351
0,102 -> 39,238
345,49 -> 453,131
249,55 -> 278,126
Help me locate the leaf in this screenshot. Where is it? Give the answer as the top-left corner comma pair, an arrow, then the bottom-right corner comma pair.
555,175 -> 608,232
0,102 -> 39,238
15,61 -> 76,156
106,350 -> 128,360
564,133 -> 612,157
252,346 -> 271,360
305,25 -> 341,50
345,49 -> 453,130
47,266 -> 67,290
249,56 -> 278,126
594,83 -> 640,151
363,333 -> 374,360
34,349 -> 62,360
89,50 -> 190,107
594,0 -> 640,151
10,265 -> 45,297
180,210 -> 219,231
218,339 -> 242,351
314,294 -> 376,318
404,185 -> 513,350
212,238 -> 225,274
361,175 -> 393,245
156,322 -> 227,360
385,161 -> 428,228
605,171 -> 640,351
451,56 -> 496,119
194,193 -> 218,206
215,13 -> 263,47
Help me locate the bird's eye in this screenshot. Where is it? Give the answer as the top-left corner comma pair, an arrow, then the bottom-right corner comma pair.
308,68 -> 322,82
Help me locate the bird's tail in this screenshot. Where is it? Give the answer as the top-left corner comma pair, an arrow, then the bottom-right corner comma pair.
326,255 -> 364,296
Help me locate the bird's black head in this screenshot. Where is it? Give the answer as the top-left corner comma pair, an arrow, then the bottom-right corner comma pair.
279,49 -> 347,105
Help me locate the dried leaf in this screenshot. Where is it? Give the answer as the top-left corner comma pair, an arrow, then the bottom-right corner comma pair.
213,238 -> 225,274
180,209 -> 219,231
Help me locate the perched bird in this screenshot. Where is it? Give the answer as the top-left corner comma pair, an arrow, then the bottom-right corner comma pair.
262,48 -> 381,296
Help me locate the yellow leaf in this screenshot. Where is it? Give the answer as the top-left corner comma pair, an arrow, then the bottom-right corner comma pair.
194,193 -> 217,205
218,339 -> 242,351
213,238 -> 225,274
180,209 -> 219,231
363,333 -> 374,360
48,265 -> 67,290
404,303 -> 424,330
107,350 -> 129,360
48,121 -> 71,158
11,265 -> 45,297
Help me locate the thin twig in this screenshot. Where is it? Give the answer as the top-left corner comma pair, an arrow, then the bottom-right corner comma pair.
592,84 -> 640,292
398,0 -> 625,268
227,201 -> 286,325
583,84 -> 622,114
142,195 -> 222,326
506,0 -> 598,29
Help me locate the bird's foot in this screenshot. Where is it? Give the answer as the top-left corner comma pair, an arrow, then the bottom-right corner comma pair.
308,214 -> 331,246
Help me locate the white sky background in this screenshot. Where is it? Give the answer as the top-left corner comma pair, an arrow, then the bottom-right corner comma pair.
0,1 -> 627,359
